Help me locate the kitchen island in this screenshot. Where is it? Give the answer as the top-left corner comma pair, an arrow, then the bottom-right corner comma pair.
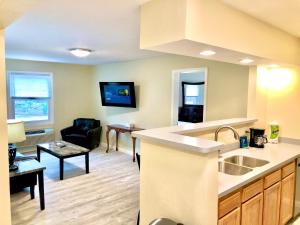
133,118 -> 256,225
133,118 -> 300,225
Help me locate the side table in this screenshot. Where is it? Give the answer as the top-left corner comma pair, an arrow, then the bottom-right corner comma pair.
10,159 -> 46,210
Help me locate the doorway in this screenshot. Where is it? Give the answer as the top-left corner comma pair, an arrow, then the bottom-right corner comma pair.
171,68 -> 207,125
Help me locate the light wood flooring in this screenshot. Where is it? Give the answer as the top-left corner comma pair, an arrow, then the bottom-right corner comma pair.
290,216 -> 300,225
10,148 -> 140,225
10,147 -> 300,225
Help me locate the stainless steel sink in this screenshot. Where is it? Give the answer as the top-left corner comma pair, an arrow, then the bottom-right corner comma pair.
218,161 -> 253,176
224,155 -> 269,168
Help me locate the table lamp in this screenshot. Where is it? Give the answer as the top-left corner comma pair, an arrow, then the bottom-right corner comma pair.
7,119 -> 26,171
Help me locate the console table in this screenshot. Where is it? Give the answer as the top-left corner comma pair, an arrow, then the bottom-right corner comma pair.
106,124 -> 143,162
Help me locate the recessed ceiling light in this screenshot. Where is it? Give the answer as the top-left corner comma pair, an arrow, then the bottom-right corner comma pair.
200,50 -> 216,56
240,58 -> 254,64
69,48 -> 93,58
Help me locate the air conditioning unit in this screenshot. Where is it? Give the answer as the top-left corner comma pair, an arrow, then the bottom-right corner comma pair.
16,128 -> 55,153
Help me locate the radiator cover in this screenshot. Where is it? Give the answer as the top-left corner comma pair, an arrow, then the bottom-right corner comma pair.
16,128 -> 55,151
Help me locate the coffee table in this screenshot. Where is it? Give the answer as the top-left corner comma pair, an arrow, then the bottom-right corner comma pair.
37,141 -> 90,180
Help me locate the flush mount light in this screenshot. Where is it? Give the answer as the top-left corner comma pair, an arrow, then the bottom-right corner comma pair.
200,50 -> 216,56
69,48 -> 93,58
240,58 -> 254,64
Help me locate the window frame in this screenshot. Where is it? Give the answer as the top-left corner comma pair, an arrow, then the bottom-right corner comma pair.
181,81 -> 205,106
7,71 -> 54,126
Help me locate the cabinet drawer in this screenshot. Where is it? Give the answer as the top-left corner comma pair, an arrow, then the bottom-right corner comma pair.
242,179 -> 263,203
264,169 -> 281,189
218,207 -> 241,225
282,161 -> 295,178
219,192 -> 241,219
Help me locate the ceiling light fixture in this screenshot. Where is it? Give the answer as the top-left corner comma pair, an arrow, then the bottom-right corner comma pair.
200,50 -> 216,56
69,48 -> 93,58
240,58 -> 254,64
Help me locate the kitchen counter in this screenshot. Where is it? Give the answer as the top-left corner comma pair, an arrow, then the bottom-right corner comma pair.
133,118 -> 256,154
219,142 -> 300,198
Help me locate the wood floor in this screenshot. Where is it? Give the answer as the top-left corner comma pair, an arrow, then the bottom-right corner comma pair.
11,147 -> 300,225
290,216 -> 300,225
10,148 -> 140,225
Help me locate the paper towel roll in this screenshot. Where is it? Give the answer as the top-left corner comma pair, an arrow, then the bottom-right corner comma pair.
269,122 -> 279,144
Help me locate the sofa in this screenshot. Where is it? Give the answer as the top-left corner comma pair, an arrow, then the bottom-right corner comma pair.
60,118 -> 102,150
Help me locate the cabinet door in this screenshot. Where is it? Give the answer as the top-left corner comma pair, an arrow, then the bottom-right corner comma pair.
263,182 -> 281,225
242,193 -> 263,225
219,208 -> 240,225
280,173 -> 295,225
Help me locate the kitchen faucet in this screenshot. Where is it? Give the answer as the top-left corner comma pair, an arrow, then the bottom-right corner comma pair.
214,126 -> 240,142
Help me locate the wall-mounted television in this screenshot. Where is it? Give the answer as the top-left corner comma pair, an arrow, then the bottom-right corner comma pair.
99,82 -> 136,108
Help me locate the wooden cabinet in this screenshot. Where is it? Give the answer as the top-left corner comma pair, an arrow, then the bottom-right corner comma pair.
219,192 -> 241,219
263,182 -> 281,225
282,162 -> 295,178
264,169 -> 281,189
241,193 -> 263,225
219,160 -> 296,225
280,173 -> 295,225
242,179 -> 263,202
218,208 -> 241,225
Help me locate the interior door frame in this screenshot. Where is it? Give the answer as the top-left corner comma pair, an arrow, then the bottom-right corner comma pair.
171,67 -> 208,125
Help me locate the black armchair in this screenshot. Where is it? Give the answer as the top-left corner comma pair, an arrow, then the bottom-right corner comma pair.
60,118 -> 102,150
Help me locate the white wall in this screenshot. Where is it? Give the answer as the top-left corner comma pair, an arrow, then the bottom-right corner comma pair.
248,65 -> 300,139
140,140 -> 218,225
92,54 -> 249,154
0,2 -> 41,225
0,29 -> 11,225
6,59 -> 95,139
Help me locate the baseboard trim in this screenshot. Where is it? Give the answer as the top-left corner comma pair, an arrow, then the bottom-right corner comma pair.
100,142 -> 133,156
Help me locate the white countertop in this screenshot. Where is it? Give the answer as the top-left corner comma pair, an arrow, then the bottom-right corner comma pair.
219,143 -> 300,198
133,118 -> 257,154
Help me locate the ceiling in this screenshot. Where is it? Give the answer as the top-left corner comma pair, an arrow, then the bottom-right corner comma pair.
0,0 -> 39,28
5,0 -> 300,65
222,0 -> 300,37
5,0 -> 159,65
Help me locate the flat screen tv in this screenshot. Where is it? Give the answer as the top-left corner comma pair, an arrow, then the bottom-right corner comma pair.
99,82 -> 136,108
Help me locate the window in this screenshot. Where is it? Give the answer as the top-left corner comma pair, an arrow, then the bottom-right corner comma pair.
7,71 -> 53,123
182,82 -> 205,105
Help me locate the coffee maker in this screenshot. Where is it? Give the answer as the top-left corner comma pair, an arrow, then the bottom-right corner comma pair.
249,128 -> 268,148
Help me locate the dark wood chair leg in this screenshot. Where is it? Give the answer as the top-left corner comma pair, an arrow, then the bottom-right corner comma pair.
137,210 -> 140,225
106,128 -> 110,153
30,185 -> 35,199
85,153 -> 89,174
38,171 -> 45,210
60,158 -> 64,180
37,146 -> 41,162
116,131 -> 119,151
132,137 -> 137,162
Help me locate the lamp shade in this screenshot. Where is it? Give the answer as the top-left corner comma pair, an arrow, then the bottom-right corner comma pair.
7,120 -> 26,143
